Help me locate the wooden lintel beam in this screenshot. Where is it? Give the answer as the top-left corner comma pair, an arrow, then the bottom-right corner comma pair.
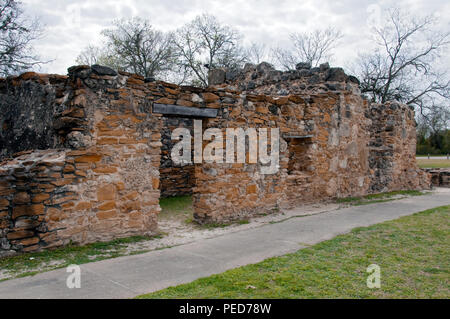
152,103 -> 218,118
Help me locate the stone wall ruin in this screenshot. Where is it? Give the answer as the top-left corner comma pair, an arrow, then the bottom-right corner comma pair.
0,62 -> 430,255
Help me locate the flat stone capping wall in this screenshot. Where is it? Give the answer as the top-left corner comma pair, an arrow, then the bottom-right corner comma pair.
424,168 -> 450,187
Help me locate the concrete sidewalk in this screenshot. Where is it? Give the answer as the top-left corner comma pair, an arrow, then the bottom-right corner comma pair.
0,190 -> 449,299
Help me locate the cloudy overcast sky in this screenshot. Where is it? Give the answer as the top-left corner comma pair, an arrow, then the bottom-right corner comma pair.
21,0 -> 450,75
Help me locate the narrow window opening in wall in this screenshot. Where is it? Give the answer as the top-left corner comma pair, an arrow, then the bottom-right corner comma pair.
286,137 -> 313,175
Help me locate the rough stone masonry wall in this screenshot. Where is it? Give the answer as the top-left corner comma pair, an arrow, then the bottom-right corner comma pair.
367,102 -> 430,192
0,68 -> 162,255
0,73 -> 68,159
192,90 -> 374,222
0,62 -> 431,254
198,62 -> 430,222
232,63 -> 430,193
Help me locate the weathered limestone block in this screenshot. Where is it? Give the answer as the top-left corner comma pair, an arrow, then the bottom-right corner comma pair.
208,69 -> 226,85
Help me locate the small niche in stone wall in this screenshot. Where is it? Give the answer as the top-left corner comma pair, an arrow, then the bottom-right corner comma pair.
286,136 -> 313,174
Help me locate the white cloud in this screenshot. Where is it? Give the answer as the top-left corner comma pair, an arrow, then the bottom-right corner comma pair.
21,0 -> 450,75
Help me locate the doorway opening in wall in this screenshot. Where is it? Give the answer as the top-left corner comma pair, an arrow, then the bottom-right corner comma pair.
158,116 -> 197,231
160,116 -> 196,198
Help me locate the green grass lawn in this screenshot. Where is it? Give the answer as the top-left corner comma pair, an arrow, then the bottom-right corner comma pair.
417,158 -> 450,168
159,195 -> 193,213
137,205 -> 450,299
159,195 -> 193,224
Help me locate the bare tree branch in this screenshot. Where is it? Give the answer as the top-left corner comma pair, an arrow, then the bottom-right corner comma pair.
271,27 -> 342,70
355,8 -> 450,113
75,45 -> 103,66
0,0 -> 46,76
173,14 -> 247,87
77,18 -> 177,79
245,42 -> 267,64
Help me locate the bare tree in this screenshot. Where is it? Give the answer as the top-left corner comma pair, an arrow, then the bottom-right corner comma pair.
272,27 -> 342,70
417,102 -> 449,134
173,14 -> 247,87
416,102 -> 450,154
75,44 -> 124,72
0,0 -> 45,76
355,8 -> 450,115
75,45 -> 102,66
246,42 -> 267,64
97,17 -> 177,78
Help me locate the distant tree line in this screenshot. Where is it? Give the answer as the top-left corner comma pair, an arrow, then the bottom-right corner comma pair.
417,130 -> 450,155
416,105 -> 450,155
